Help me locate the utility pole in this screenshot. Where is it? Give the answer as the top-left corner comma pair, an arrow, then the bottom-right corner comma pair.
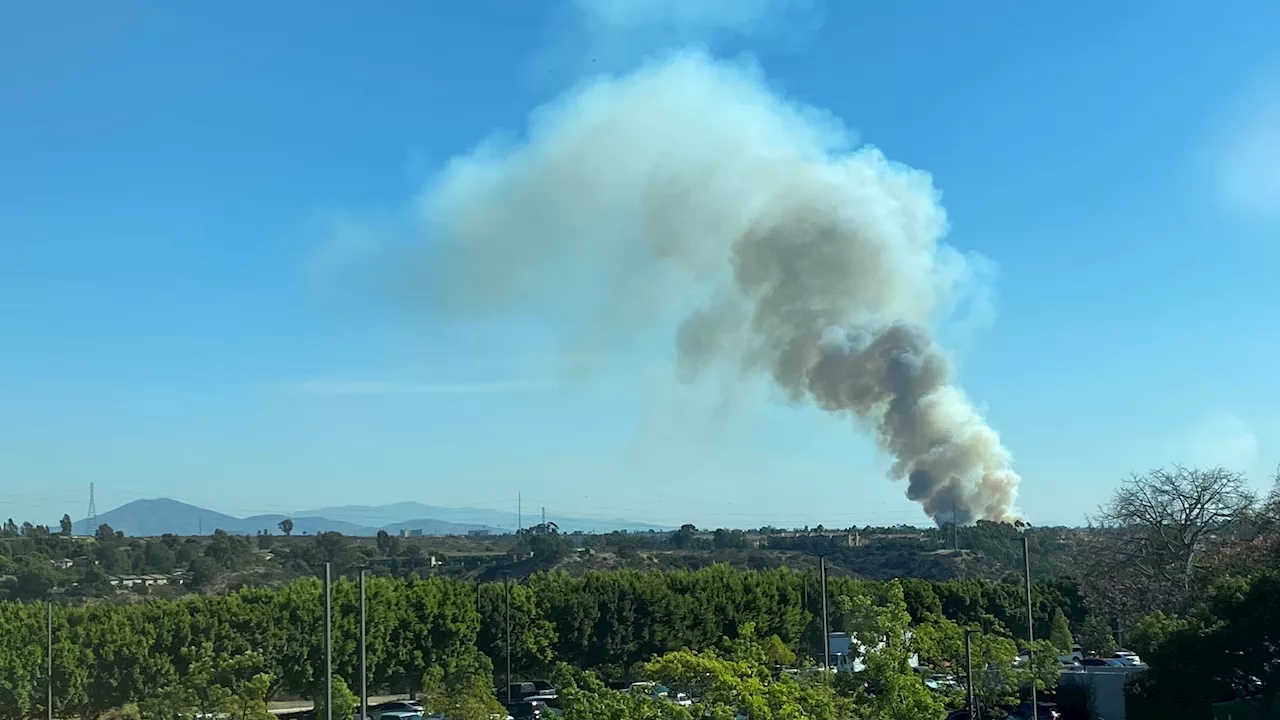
541,506 -> 545,526
517,493 -> 522,532
87,483 -> 97,524
324,562 -> 333,720
47,599 -> 53,720
965,629 -> 980,718
360,569 -> 368,720
503,571 -> 512,704
819,554 -> 830,673
1022,535 -> 1037,720
952,502 -> 959,551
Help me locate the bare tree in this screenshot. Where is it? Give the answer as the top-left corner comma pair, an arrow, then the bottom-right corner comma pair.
1075,466 -> 1258,622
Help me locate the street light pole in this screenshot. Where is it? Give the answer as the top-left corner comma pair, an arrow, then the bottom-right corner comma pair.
324,562 -> 333,720
1022,535 -> 1038,720
819,555 -> 830,673
504,571 -> 512,704
360,569 -> 368,720
47,599 -> 53,720
965,629 -> 980,718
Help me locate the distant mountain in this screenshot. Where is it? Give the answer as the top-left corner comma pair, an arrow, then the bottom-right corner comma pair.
74,499 -> 500,537
299,502 -> 672,534
73,498 -> 242,537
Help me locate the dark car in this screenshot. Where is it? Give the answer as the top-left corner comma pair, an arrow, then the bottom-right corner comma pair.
502,682 -> 539,702
505,700 -> 544,719
528,680 -> 557,697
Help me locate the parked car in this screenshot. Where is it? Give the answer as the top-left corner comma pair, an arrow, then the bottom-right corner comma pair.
1058,657 -> 1085,672
504,700 -> 545,719
369,710 -> 422,720
501,682 -> 540,702
1081,656 -> 1123,667
622,682 -> 692,706
923,673 -> 960,691
527,680 -> 557,697
366,701 -> 425,720
524,695 -> 562,716
1110,649 -> 1144,666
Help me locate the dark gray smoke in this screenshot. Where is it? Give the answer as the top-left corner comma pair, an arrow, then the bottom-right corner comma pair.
418,50 -> 1020,524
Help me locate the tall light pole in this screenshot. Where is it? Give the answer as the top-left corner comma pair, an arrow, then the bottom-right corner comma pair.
324,562 -> 333,720
359,568 -> 368,720
965,629 -> 981,718
1022,535 -> 1037,720
47,599 -> 53,720
503,571 -> 512,704
819,554 -> 830,673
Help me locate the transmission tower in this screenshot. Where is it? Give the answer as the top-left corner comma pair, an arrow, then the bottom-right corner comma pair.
87,482 -> 97,523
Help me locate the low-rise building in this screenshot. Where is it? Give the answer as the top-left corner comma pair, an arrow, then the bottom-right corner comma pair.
109,573 -> 171,588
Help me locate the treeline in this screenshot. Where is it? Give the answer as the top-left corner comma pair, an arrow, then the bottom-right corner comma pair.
0,566 -> 1084,718
1073,467 -> 1280,719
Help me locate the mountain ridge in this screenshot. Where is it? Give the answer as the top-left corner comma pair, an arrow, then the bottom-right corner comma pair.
296,501 -> 672,533
74,498 -> 671,537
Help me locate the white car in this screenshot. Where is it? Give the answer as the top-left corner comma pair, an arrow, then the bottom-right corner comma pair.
366,701 -> 425,720
369,711 -> 421,720
1111,649 -> 1144,666
624,683 -> 692,707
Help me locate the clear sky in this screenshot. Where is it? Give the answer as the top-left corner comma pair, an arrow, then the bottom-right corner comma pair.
2,0 -> 1278,529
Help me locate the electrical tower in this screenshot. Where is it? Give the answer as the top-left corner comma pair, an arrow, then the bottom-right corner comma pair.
87,482 -> 97,523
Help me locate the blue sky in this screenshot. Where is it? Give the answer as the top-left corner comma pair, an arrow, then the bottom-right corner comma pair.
2,0 -> 1278,529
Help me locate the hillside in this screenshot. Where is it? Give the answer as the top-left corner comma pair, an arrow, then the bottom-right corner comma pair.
73,499 -> 499,537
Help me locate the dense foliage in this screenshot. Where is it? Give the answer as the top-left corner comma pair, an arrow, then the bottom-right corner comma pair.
6,464 -> 1275,718
0,566 -> 1082,719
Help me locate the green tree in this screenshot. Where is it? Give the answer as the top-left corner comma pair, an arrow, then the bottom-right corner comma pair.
81,564 -> 113,595
314,675 -> 357,720
226,673 -> 274,720
1078,614 -> 1117,656
478,581 -> 557,673
10,554 -> 59,600
144,542 -> 177,573
60,514 -> 74,536
1048,608 -> 1074,653
189,557 -> 219,589
761,634 -> 797,667
1126,611 -> 1187,659
670,524 -> 697,550
420,648 -> 505,720
643,637 -> 851,720
278,518 -> 293,536
375,530 -> 399,557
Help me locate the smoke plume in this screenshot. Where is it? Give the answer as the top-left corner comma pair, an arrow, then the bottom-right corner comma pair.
416,50 -> 1020,524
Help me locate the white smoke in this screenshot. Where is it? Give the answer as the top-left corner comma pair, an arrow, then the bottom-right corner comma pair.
413,50 -> 1020,524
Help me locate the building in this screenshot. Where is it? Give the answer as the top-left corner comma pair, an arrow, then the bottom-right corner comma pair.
399,528 -> 424,538
766,531 -> 859,550
109,574 -> 170,588
441,550 -> 517,568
